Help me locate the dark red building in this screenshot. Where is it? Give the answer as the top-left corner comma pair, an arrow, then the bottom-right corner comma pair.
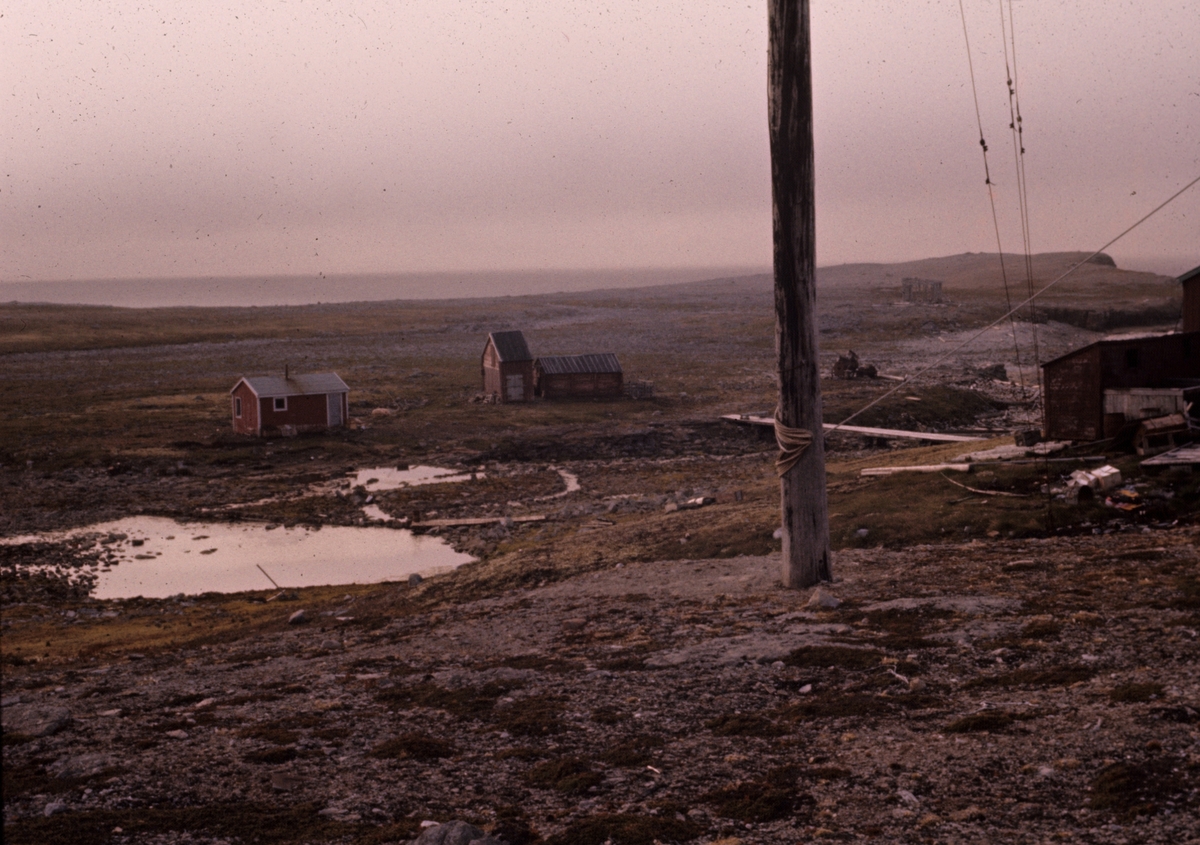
230,372 -> 349,436
1041,332 -> 1200,441
1181,264 -> 1200,333
481,331 -> 535,403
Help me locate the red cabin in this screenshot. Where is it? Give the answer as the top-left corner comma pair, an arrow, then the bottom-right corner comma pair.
230,373 -> 349,436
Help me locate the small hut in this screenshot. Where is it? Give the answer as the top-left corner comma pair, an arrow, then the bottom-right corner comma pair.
1041,332 -> 1200,441
481,331 -> 534,403
230,372 -> 349,436
535,353 -> 623,399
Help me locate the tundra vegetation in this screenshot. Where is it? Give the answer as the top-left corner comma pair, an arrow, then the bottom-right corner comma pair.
2,253 -> 1197,843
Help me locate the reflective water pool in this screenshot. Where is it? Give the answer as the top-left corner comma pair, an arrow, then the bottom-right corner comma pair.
347,465 -> 483,491
8,517 -> 473,599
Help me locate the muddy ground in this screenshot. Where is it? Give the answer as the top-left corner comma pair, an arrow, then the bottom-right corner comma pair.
3,253 -> 1198,843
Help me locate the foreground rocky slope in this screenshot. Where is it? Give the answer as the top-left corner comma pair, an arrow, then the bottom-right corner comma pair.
4,528 -> 1198,844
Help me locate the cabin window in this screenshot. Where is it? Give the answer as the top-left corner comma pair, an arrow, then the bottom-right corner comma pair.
274,397 -> 287,411
235,397 -> 242,418
1124,348 -> 1140,369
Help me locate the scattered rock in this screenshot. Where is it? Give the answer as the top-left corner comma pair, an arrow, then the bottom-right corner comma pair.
807,587 -> 842,609
165,729 -> 189,740
409,820 -> 495,845
408,573 -> 424,586
50,753 -> 116,780
288,609 -> 308,625
43,802 -> 68,817
2,704 -> 72,737
270,772 -> 307,791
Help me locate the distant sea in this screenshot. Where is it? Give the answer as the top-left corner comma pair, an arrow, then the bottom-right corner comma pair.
0,267 -> 767,309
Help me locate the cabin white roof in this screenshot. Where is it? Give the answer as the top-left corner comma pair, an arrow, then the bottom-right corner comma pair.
231,373 -> 349,398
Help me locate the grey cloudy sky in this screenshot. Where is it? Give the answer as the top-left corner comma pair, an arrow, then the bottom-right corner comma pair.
3,0 -> 1198,283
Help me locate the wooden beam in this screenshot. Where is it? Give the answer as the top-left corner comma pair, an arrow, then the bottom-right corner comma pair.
770,0 -> 830,588
721,415 -> 988,443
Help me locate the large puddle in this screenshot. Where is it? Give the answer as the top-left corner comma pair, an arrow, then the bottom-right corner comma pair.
347,465 -> 483,491
6,517 -> 473,599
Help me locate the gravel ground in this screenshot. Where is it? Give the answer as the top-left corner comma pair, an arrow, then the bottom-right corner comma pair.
4,528 -> 1198,844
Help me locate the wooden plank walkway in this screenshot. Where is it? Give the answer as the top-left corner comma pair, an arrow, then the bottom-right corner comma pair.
720,414 -> 987,443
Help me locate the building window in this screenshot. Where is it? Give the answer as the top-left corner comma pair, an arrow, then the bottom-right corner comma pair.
1124,348 -> 1140,369
274,397 -> 287,411
235,396 -> 242,418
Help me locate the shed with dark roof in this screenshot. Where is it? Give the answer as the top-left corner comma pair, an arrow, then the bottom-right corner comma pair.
1040,332 -> 1200,441
230,372 -> 349,436
481,331 -> 535,403
535,353 -> 623,399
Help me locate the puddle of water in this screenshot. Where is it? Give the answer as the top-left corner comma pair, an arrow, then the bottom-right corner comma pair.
7,517 -> 472,599
348,465 -> 482,491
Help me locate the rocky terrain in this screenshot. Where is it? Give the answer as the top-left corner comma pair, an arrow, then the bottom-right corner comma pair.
4,527 -> 1199,844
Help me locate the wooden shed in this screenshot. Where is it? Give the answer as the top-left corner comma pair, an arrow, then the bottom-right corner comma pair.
230,372 -> 349,436
1181,265 -> 1200,333
481,331 -> 534,403
535,353 -> 624,399
1041,332 -> 1200,441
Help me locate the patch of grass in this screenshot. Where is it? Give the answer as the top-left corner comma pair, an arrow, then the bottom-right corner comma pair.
705,713 -> 788,737
544,813 -> 701,845
239,724 -> 300,745
702,780 -> 807,823
597,734 -> 664,767
1020,618 -> 1062,639
370,733 -> 455,761
493,694 -> 566,737
965,665 -> 1095,689
1109,682 -> 1164,703
526,757 -> 602,794
375,681 -> 519,718
165,692 -> 210,707
945,711 -> 1013,733
242,747 -> 297,764
498,654 -> 583,673
496,746 -> 547,761
595,655 -> 648,671
783,646 -> 882,670
590,706 -> 627,725
1089,760 -> 1193,820
0,802 -> 366,845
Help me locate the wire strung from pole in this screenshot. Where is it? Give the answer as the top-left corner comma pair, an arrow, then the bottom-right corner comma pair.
1000,0 -> 1040,377
998,0 -> 1053,528
959,0 -> 1027,387
828,174 -> 1200,433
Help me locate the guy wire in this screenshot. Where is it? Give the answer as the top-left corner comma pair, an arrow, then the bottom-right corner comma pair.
959,0 -> 1027,386
828,174 -> 1200,433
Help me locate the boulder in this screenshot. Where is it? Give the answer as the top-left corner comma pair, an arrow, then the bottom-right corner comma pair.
50,753 -> 116,780
410,820 -> 503,845
2,703 -> 72,737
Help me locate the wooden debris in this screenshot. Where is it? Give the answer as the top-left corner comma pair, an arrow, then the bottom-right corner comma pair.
861,464 -> 972,477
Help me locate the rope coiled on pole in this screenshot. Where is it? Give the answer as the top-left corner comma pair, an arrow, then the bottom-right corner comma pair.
774,406 -> 813,477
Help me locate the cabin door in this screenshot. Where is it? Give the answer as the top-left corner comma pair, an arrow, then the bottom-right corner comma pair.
327,393 -> 343,426
506,374 -> 524,402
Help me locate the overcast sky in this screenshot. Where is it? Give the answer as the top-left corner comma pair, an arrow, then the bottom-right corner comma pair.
3,0 -> 1197,284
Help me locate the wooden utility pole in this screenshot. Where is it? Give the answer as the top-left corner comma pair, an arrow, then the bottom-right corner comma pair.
769,0 -> 831,588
